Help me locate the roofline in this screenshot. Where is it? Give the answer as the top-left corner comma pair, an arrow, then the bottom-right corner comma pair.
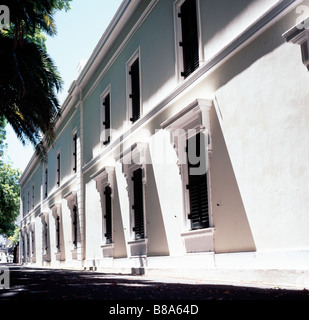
19,0 -> 140,185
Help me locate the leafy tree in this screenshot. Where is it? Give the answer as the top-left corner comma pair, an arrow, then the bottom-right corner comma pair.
0,161 -> 21,237
0,115 -> 7,156
0,0 -> 71,236
8,226 -> 20,246
0,0 -> 72,159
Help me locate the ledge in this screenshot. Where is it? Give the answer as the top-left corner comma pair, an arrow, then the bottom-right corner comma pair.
128,238 -> 148,257
101,243 -> 114,258
181,228 -> 215,253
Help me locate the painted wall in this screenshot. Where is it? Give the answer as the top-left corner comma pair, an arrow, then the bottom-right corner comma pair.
212,9 -> 309,251
20,0 -> 309,270
20,162 -> 42,217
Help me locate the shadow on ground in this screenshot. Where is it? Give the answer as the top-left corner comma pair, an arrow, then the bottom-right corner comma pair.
1,264 -> 309,301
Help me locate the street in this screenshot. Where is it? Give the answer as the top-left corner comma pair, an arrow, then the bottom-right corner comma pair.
1,264 -> 309,318
0,264 -> 309,301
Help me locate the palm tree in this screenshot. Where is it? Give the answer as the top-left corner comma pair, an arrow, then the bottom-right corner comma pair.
0,0 -> 71,160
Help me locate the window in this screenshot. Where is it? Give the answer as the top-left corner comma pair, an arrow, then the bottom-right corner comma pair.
103,186 -> 113,244
186,133 -> 209,230
32,184 -> 35,209
56,152 -> 60,187
56,216 -> 60,251
51,203 -> 61,257
72,205 -> 78,249
27,190 -> 30,213
91,166 -> 115,249
44,223 -> 48,252
161,99 -> 214,253
26,232 -> 30,259
73,132 -> 77,173
31,230 -> 35,256
101,89 -> 111,145
175,0 -> 200,79
40,212 -> 50,260
116,142 -> 147,256
131,168 -> 145,240
63,191 -> 78,255
127,51 -> 141,123
22,196 -> 25,216
44,167 -> 48,198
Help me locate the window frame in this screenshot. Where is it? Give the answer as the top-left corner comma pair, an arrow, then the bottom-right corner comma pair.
51,203 -> 62,256
72,130 -> 77,174
32,184 -> 35,209
174,0 -> 203,81
92,166 -> 115,247
40,212 -> 49,258
116,142 -> 148,243
103,185 -> 113,244
44,164 -> 48,199
161,99 -> 214,253
161,99 -> 213,232
131,167 -> 145,240
63,191 -> 78,253
100,85 -> 112,146
56,150 -> 61,187
126,49 -> 142,124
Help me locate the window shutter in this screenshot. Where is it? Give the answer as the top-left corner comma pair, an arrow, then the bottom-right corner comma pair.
129,59 -> 141,123
104,186 -> 113,244
179,0 -> 199,78
32,185 -> 34,208
103,93 -> 111,145
45,168 -> 48,198
56,216 -> 60,249
73,205 -> 78,248
45,223 -> 48,251
132,168 -> 145,239
186,133 -> 209,229
73,133 -> 77,173
57,153 -> 60,186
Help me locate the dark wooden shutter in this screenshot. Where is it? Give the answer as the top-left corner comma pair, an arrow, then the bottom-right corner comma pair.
27,191 -> 30,212
179,0 -> 199,78
26,233 -> 30,257
129,58 -> 141,123
73,205 -> 78,248
186,133 -> 209,229
132,168 -> 145,239
45,168 -> 48,198
73,133 -> 77,173
104,186 -> 113,244
45,223 -> 48,251
56,216 -> 60,250
32,185 -> 34,208
103,93 -> 111,145
57,153 -> 60,186
31,231 -> 34,255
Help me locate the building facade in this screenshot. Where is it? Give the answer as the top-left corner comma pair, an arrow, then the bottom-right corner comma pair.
19,0 -> 309,288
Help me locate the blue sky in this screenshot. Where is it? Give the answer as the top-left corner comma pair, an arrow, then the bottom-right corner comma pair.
5,0 -> 123,172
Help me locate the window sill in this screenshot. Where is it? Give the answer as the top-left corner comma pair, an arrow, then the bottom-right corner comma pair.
181,228 -> 215,253
128,238 -> 147,257
71,248 -> 77,260
101,243 -> 114,258
42,253 -> 50,262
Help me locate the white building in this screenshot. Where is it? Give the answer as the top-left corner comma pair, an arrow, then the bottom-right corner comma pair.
19,0 -> 309,288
